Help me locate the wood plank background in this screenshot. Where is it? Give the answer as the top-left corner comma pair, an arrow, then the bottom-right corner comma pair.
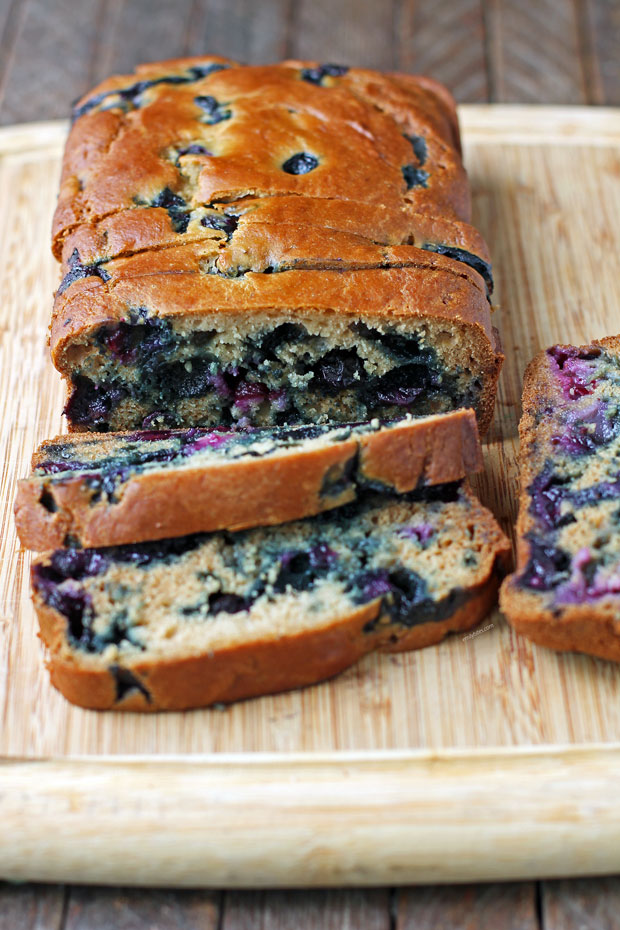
2,0 -> 620,926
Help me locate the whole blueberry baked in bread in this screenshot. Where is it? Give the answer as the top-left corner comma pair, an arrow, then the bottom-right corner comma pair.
32,484 -> 510,711
51,57 -> 502,434
15,410 -> 482,550
501,337 -> 620,660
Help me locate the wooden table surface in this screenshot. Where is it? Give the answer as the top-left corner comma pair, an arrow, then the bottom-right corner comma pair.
2,0 -> 620,926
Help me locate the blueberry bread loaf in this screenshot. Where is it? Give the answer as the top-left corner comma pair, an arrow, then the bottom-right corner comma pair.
15,410 -> 481,550
51,57 -> 502,434
33,485 -> 510,710
501,337 -> 620,660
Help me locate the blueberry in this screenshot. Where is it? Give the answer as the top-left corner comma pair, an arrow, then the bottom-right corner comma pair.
163,358 -> 215,399
72,63 -> 230,122
65,375 -> 127,431
151,187 -> 189,233
177,144 -> 212,157
194,95 -> 232,124
201,213 -> 239,238
49,548 -> 109,580
368,364 -> 433,407
519,537 -> 571,591
272,544 -> 337,594
111,665 -> 152,703
58,249 -> 111,296
300,63 -> 349,85
352,569 -> 393,602
282,152 -> 319,175
208,592 -> 249,615
256,323 -> 305,360
405,134 -> 427,166
421,243 -> 494,295
311,350 -> 364,395
402,165 -> 429,189
527,467 -> 573,530
552,402 -> 619,455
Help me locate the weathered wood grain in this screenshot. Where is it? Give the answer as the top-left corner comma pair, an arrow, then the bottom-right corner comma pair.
484,0 -> 587,103
288,0 -> 398,71
90,0 -> 197,85
398,0 -> 489,102
0,0 -> 103,124
185,0 -> 292,63
221,889 -> 391,930
63,887 -> 220,930
583,0 -> 620,104
395,882 -> 539,930
0,882 -> 66,930
542,877 -> 620,929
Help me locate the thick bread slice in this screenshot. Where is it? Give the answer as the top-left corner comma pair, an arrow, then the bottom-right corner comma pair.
32,484 -> 510,711
501,336 -> 620,660
51,258 -> 502,435
16,411 -> 482,550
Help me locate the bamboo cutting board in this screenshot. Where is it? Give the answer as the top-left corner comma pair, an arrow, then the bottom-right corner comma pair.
2,106 -> 620,887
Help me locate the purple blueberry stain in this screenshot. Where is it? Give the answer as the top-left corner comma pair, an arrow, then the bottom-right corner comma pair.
551,400 -> 618,455
399,522 -> 435,546
177,144 -> 212,157
547,345 -> 600,400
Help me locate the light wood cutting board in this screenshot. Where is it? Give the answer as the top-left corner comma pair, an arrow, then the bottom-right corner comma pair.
2,106 -> 620,887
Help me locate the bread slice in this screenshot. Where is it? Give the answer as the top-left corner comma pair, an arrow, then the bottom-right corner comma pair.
16,411 -> 481,550
32,484 -> 510,711
50,57 -> 502,435
501,336 -> 620,660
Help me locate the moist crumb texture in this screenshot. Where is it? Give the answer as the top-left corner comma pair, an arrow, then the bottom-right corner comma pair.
501,337 -> 620,661
14,410 -> 482,549
32,486 -> 510,710
50,56 -> 501,435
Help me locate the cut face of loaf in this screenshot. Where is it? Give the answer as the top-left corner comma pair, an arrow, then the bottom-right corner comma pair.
51,57 -> 501,435
15,411 -> 482,549
500,337 -> 620,661
52,257 -> 502,434
32,485 -> 511,711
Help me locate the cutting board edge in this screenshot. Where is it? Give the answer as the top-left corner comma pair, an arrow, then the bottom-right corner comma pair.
1,742 -> 620,887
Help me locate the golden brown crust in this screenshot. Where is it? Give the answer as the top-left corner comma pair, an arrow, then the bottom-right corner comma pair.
500,335 -> 620,660
15,411 -> 482,550
59,200 -> 490,273
54,58 -> 468,258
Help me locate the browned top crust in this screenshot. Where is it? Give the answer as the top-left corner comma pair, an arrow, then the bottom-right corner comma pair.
53,57 -> 472,265
49,57 -> 500,437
